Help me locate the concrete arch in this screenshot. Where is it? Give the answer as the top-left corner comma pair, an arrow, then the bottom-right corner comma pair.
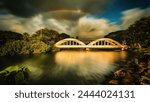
55,38 -> 86,48
88,38 -> 123,47
54,38 -> 127,50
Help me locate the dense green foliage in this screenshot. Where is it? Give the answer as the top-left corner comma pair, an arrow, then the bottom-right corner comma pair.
0,65 -> 31,84
0,40 -> 51,56
0,28 -> 70,56
34,28 -> 70,44
105,16 -> 150,48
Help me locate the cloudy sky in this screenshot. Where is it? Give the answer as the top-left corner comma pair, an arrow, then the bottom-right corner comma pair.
0,0 -> 150,39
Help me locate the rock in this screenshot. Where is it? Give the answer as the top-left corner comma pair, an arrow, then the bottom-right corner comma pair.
122,72 -> 133,84
114,69 -> 126,78
114,69 -> 133,84
109,80 -> 118,85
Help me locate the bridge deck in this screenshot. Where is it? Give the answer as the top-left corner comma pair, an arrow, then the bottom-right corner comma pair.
56,45 -> 124,49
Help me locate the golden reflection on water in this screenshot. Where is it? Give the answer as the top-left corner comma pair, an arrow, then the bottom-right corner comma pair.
54,51 -> 127,81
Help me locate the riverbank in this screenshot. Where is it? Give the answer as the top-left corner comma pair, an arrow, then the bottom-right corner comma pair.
105,48 -> 150,85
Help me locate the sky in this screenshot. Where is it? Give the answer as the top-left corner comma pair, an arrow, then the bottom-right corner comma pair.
0,0 -> 150,39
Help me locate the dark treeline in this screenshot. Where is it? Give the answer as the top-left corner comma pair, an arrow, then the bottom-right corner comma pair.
0,31 -> 23,46
105,16 -> 150,48
0,28 -> 70,56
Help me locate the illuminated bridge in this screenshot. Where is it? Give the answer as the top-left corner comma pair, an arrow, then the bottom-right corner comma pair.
54,38 -> 127,50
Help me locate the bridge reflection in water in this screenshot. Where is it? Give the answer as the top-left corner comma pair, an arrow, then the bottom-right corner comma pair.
52,51 -> 127,84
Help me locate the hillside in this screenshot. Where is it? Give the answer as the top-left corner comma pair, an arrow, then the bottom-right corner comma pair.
0,28 -> 70,56
105,16 -> 150,47
0,31 -> 23,46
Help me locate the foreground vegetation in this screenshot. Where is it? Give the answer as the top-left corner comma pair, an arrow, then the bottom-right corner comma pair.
105,49 -> 150,85
0,65 -> 31,84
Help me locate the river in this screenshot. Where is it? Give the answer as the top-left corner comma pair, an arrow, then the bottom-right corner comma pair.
0,50 -> 128,85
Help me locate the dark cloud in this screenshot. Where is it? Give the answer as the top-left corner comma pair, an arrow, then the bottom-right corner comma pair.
32,0 -> 110,14
1,0 -> 111,17
42,10 -> 85,21
1,0 -> 38,17
1,0 -> 149,40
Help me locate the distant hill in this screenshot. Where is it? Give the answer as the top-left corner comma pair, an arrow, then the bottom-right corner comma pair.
105,16 -> 150,47
0,31 -> 23,46
0,28 -> 71,46
34,28 -> 70,42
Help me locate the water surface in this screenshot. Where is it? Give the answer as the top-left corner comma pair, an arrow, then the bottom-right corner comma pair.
0,51 -> 127,84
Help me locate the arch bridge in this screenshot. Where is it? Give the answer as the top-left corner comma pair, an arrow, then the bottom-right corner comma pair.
54,38 -> 127,50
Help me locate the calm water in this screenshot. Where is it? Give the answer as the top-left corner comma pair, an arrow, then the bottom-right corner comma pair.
0,51 -> 128,85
